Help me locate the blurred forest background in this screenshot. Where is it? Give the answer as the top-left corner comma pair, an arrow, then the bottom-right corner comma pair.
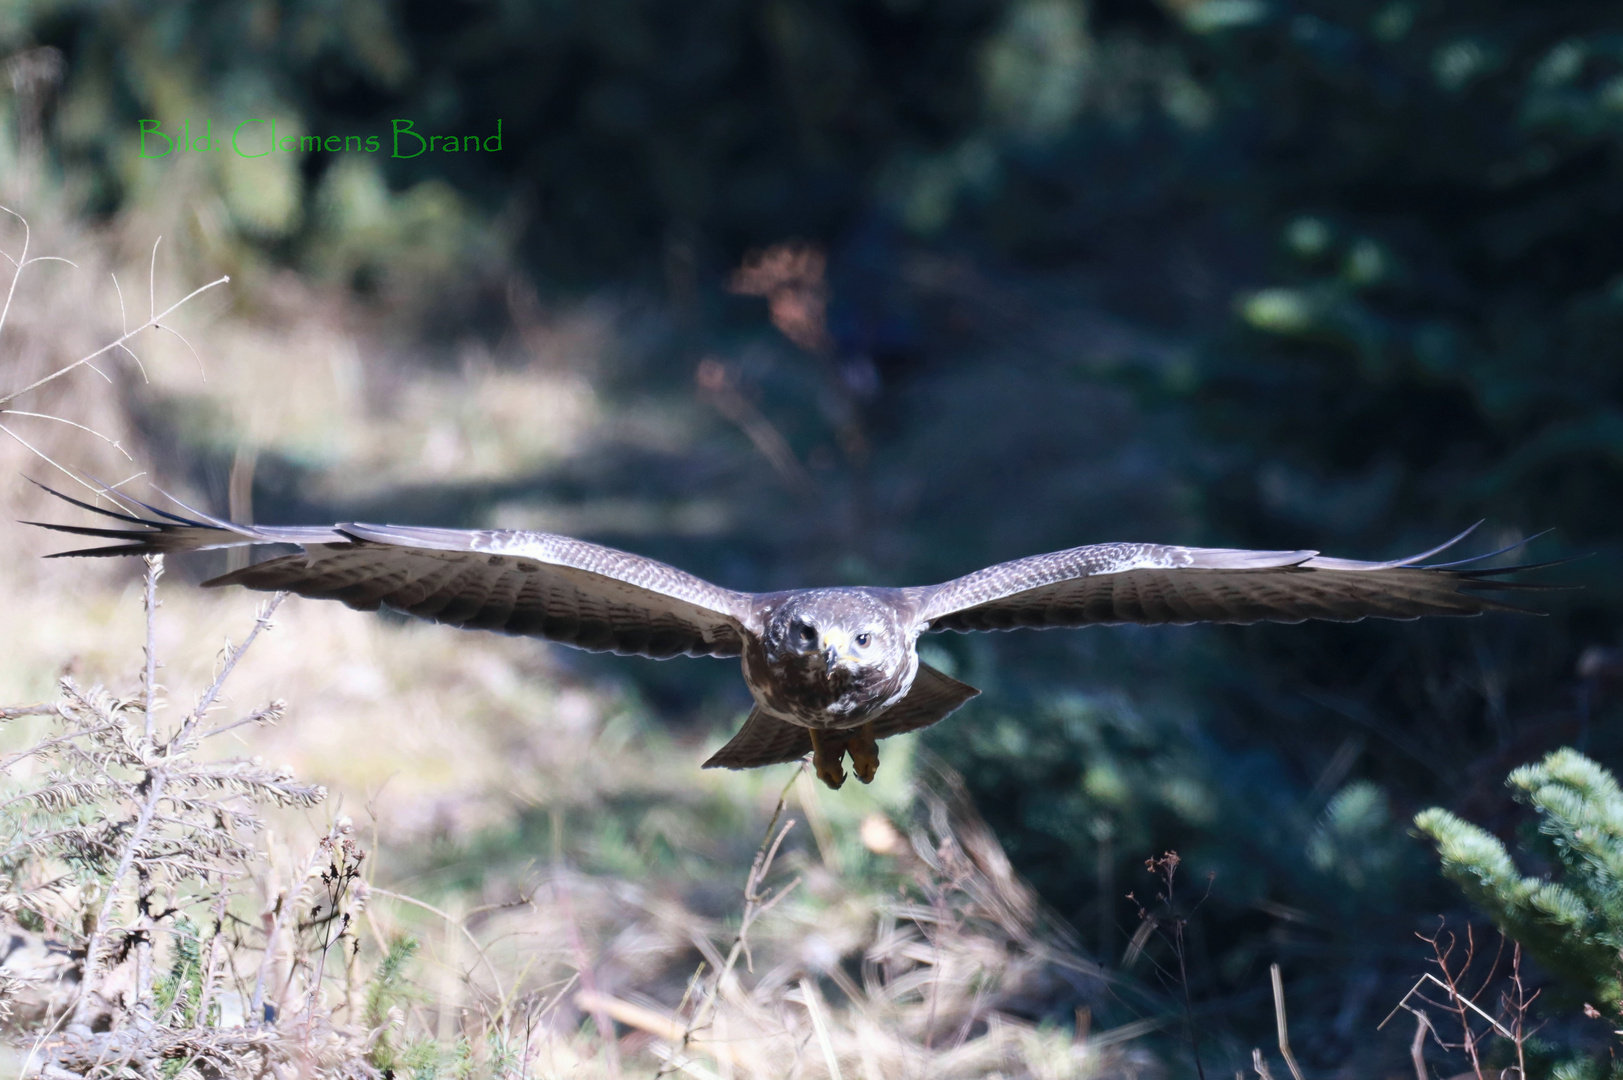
1,0 -> 1621,1076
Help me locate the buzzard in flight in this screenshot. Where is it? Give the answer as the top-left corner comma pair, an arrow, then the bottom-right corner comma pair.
30,484 -> 1549,789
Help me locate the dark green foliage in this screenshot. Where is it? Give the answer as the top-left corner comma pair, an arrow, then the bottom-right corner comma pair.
1419,749 -> 1623,1010
1553,1056 -> 1623,1080
152,915 -> 205,1027
928,666 -> 1434,984
366,935 -> 427,1075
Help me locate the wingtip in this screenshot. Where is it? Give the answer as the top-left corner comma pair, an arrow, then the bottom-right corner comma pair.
1392,520 -> 1485,568
1421,527 -> 1560,571
24,477 -> 152,525
147,482 -> 237,528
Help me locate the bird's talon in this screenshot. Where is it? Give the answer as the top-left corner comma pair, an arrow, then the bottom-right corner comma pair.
808,729 -> 848,790
849,724 -> 879,784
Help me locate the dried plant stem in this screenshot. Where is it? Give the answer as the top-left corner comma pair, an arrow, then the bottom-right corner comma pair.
369,886 -> 508,1008
1380,973 -> 1516,1042
1506,945 -> 1534,1079
73,765 -> 167,1027
142,553 -> 162,741
1380,924 -> 1532,1080
659,762 -> 805,1078
1269,964 -> 1305,1080
253,843 -> 318,1027
0,272 -> 230,409
196,890 -> 230,1029
798,979 -> 844,1080
1410,1009 -> 1433,1080
0,703 -> 58,720
177,592 -> 287,745
0,204 -> 32,341
0,720 -> 111,774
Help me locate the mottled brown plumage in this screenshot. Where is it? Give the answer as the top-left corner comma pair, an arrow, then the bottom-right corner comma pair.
28,482 -> 1554,788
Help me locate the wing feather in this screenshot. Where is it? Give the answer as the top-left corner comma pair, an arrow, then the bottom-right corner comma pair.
913,532 -> 1553,632
28,484 -> 751,659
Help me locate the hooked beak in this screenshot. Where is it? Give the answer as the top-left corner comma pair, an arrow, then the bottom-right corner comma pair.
821,627 -> 855,669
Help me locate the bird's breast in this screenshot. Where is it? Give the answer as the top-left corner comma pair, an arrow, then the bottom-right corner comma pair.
740,638 -> 911,730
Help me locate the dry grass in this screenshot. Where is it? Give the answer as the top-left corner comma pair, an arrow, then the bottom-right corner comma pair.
0,558 -> 1153,1079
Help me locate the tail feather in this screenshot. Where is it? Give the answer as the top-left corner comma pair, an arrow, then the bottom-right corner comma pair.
701,664 -> 981,772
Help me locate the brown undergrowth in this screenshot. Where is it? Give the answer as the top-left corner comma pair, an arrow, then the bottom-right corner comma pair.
0,555 -> 1157,1078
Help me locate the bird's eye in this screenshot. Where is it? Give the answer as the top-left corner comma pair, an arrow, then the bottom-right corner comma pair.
798,624 -> 816,644
855,632 -> 871,648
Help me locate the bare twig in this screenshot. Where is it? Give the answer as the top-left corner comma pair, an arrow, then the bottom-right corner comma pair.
200,701 -> 287,741
1411,1008 -> 1434,1080
659,762 -> 806,1077
175,592 -> 288,746
0,273 -> 230,409
0,204 -> 34,343
1503,945 -> 1536,1080
368,886 -> 508,1007
695,358 -> 813,495
798,979 -> 844,1080
1269,964 -> 1305,1080
0,410 -> 134,458
142,554 -> 162,743
72,761 -> 167,1026
0,703 -> 58,720
1379,972 -> 1515,1042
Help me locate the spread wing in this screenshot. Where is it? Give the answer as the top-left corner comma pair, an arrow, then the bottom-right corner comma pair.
27,484 -> 752,659
911,526 -> 1559,632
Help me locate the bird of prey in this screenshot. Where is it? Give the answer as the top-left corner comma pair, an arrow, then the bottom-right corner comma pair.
28,484 -> 1551,790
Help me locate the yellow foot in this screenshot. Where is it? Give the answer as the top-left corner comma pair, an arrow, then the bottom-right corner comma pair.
808,728 -> 847,790
847,723 -> 880,785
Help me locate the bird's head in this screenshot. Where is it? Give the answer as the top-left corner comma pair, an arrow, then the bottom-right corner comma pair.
762,589 -> 908,683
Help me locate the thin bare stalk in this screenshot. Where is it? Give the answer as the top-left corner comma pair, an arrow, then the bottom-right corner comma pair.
174,592 -> 287,746
73,767 -> 167,1026
0,703 -> 59,721
1269,964 -> 1305,1080
1411,1009 -> 1433,1080
196,890 -> 231,1030
798,979 -> 844,1080
659,762 -> 805,1078
0,204 -> 33,343
143,554 -> 162,743
0,410 -> 134,458
368,887 -> 508,1007
0,273 -> 230,408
